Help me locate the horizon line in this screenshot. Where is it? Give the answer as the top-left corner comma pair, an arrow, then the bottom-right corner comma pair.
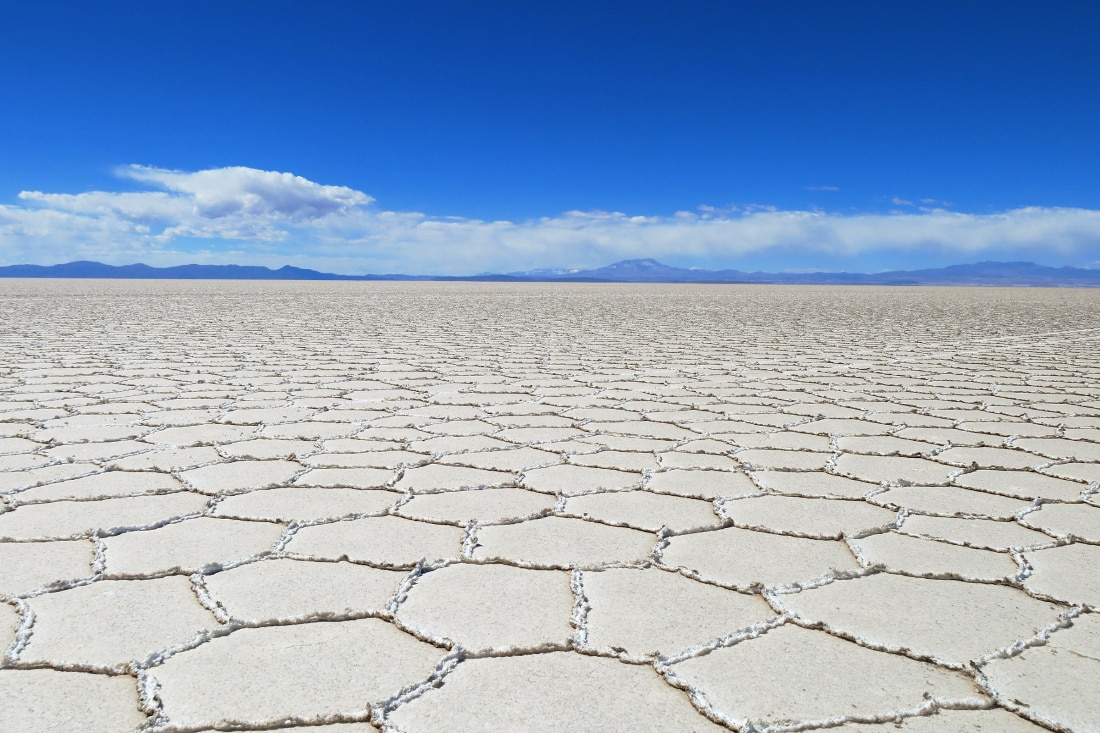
3,258 -> 1100,287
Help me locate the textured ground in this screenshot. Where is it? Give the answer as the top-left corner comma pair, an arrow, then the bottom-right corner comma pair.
1,280 -> 1098,733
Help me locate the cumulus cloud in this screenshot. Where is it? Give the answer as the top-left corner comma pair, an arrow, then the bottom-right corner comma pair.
3,165 -> 1100,274
16,165 -> 372,243
119,165 -> 372,219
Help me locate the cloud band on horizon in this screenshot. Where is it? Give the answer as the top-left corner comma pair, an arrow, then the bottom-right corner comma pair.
3,165 -> 1100,275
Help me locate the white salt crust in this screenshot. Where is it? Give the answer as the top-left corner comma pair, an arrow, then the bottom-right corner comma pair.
0,280 -> 1097,732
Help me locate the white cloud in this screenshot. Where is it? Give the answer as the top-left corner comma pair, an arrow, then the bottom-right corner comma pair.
804,185 -> 839,191
15,165 -> 374,247
119,165 -> 372,219
3,165 -> 1100,274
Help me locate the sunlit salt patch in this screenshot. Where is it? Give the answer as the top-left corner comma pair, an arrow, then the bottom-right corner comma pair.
18,576 -> 217,670
567,450 -> 660,471
564,490 -> 721,533
142,423 -> 257,446
582,420 -> 700,441
897,514 -> 1054,551
0,493 -> 209,541
217,406 -> 318,425
436,446 -> 560,472
407,434 -> 512,453
658,452 -> 739,470
1040,461 -> 1100,484
33,424 -> 152,444
432,392 -> 530,407
39,440 -> 152,462
10,471 -> 184,505
213,486 -> 400,522
0,463 -> 101,493
893,425 -> 1003,446
180,459 -> 304,494
582,567 -> 774,659
725,431 -> 832,451
783,403 -> 866,420
643,408 -> 727,423
646,469 -> 757,500
305,450 -> 425,469
671,437 -> 740,453
933,446 -> 1050,470
0,436 -> 46,455
850,531 -> 1019,581
835,435 -> 939,456
320,438 -> 405,453
719,495 -> 896,540
733,448 -> 833,471
1020,502 -> 1100,542
39,413 -> 143,429
979,613 -> 1100,732
953,469 -> 1085,502
396,464 -> 514,492
869,485 -> 1031,519
520,464 -> 640,495
389,650 -> 726,731
1063,426 -> 1100,441
287,515 -> 465,567
833,454 -> 957,485
576,434 -> 680,452
0,539 -> 96,596
154,619 -> 445,728
750,470 -> 878,499
661,526 -> 859,590
204,558 -> 406,623
0,407 -> 68,422
418,419 -> 500,437
1020,545 -> 1100,609
0,668 -> 149,731
790,418 -> 895,435
101,517 -> 286,576
311,408 -> 391,422
670,623 -> 982,729
259,421 -> 357,440
219,438 -> 318,459
396,488 -> 555,525
472,516 -> 656,569
395,563 -> 573,653
140,408 -> 224,426
830,707 -> 1063,731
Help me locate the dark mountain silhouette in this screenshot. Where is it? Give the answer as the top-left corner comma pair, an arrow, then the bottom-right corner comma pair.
2,259 -> 1099,286
0,261 -> 356,280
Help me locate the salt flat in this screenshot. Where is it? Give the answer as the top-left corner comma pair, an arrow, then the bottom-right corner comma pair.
1,280 -> 1098,732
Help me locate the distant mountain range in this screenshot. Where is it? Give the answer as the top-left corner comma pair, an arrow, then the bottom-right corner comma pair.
510,259 -> 1100,286
2,258 -> 1100,286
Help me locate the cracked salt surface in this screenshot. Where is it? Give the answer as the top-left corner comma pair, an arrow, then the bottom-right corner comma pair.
1,281 -> 1099,732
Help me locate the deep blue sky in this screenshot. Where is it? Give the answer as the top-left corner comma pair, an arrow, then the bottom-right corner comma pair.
2,1 -> 1099,273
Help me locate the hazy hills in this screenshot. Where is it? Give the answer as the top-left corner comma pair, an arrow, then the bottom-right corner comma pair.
2,259 -> 1100,286
509,259 -> 1100,286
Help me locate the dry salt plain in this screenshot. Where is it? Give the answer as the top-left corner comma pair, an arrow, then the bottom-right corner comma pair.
1,280 -> 1098,733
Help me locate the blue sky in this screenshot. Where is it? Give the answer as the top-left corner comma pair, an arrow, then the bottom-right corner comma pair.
2,1 -> 1099,274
